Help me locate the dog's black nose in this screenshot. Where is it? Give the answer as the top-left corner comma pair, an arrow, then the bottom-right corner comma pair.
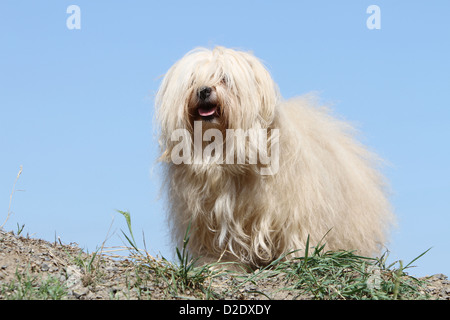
198,86 -> 212,100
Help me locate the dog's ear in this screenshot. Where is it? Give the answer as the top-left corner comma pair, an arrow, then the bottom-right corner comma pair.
255,67 -> 279,127
238,50 -> 280,128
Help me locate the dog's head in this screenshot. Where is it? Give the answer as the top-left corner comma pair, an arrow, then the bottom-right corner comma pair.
156,47 -> 280,168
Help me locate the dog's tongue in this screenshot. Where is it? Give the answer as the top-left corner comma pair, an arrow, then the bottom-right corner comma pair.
198,106 -> 217,117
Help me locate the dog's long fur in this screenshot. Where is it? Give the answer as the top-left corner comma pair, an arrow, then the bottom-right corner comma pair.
155,46 -> 394,269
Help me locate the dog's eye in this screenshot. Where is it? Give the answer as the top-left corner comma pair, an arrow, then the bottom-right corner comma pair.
221,76 -> 229,85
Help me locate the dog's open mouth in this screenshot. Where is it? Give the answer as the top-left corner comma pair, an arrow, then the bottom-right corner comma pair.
197,103 -> 219,119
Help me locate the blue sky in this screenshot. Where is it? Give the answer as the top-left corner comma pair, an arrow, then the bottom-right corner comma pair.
0,1 -> 449,277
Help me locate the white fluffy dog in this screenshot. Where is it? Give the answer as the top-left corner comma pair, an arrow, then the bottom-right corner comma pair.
155,46 -> 394,269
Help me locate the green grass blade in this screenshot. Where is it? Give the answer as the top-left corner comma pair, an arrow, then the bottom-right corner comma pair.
404,247 -> 432,270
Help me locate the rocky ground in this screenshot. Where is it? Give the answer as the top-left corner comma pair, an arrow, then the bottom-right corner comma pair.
0,229 -> 449,300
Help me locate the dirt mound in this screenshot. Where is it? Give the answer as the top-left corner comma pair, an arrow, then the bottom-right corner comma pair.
0,230 -> 448,300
